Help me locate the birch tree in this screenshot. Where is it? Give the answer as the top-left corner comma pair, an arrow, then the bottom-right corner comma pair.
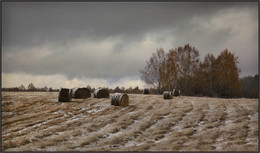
140,48 -> 166,93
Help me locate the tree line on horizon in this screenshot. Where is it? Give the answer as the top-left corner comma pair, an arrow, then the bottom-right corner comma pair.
140,44 -> 258,98
1,75 -> 258,98
1,43 -> 258,99
1,83 -> 59,92
1,74 -> 258,98
1,83 -> 145,94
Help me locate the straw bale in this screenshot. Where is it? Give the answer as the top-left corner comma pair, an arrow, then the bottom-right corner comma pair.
111,93 -> 129,106
58,88 -> 72,102
143,88 -> 150,94
163,91 -> 173,99
72,87 -> 91,99
94,88 -> 109,98
173,89 -> 181,96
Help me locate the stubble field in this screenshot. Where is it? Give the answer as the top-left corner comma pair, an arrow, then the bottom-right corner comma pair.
1,92 -> 258,151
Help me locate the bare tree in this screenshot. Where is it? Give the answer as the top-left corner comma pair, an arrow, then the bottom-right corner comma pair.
19,84 -> 26,91
175,44 -> 200,95
28,83 -> 36,91
140,45 -> 199,94
164,49 -> 178,90
140,48 -> 166,94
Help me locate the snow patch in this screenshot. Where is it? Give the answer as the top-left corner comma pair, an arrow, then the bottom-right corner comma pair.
214,137 -> 224,150
2,112 -> 13,115
224,120 -> 234,130
185,110 -> 194,116
153,136 -> 168,144
189,100 -> 196,105
196,121 -> 205,133
67,112 -> 73,115
248,113 -> 258,122
246,137 -> 258,145
225,107 -> 234,114
198,121 -> 205,126
124,141 -> 146,148
149,114 -> 171,129
208,103 -> 215,111
79,107 -> 87,111
52,109 -> 64,114
172,125 -> 183,132
127,111 -> 136,115
224,120 -> 233,125
18,118 -> 57,134
87,107 -> 105,113
107,131 -> 123,138
162,114 -> 170,119
65,114 -> 85,124
133,120 -> 140,125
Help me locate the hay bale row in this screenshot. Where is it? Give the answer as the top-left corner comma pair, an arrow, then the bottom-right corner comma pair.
143,88 -> 150,94
173,89 -> 181,96
72,87 -> 91,99
58,88 -> 72,102
163,91 -> 173,99
111,93 -> 129,106
94,88 -> 109,98
58,88 -> 127,106
59,87 -> 178,103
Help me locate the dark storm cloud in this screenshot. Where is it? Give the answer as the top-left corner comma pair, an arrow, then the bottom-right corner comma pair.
2,2 -> 258,82
3,2 -> 250,47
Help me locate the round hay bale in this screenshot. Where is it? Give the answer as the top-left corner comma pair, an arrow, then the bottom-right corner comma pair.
143,88 -> 150,94
173,89 -> 181,96
94,88 -> 109,98
163,91 -> 173,99
58,88 -> 72,102
72,87 -> 91,99
111,93 -> 129,106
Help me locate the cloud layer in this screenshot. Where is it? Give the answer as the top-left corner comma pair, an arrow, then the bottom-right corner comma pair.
2,2 -> 258,88
2,73 -> 145,89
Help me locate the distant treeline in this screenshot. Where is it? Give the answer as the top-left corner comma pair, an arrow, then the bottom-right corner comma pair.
1,83 -> 146,94
239,74 -> 259,98
1,74 -> 258,98
2,83 -> 59,92
1,85 -> 159,95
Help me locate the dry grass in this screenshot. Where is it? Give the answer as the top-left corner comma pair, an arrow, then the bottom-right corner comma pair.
1,92 -> 258,151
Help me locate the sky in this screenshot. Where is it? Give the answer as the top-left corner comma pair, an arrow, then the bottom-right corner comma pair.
2,2 -> 258,89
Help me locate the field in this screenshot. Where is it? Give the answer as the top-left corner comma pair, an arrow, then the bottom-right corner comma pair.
1,92 -> 258,151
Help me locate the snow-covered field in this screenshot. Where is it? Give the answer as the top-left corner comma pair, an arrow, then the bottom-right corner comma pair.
2,92 -> 258,151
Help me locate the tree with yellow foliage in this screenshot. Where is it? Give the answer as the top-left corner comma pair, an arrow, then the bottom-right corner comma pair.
213,49 -> 241,98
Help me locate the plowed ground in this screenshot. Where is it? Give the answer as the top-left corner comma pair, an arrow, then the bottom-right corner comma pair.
1,92 -> 258,151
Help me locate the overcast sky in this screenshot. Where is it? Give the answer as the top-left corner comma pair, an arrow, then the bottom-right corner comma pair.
2,2 -> 258,89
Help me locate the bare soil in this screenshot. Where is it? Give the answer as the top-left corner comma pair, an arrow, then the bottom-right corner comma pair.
1,92 -> 258,151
